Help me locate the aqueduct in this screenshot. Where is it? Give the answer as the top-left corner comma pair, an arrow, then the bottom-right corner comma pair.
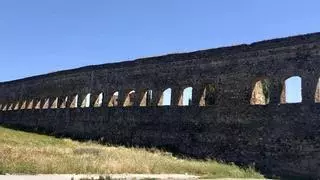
1,32 -> 320,179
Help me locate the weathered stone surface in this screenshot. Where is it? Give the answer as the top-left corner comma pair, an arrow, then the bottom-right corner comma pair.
1,32 -> 320,179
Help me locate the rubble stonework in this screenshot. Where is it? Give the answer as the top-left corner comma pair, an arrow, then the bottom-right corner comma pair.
1,33 -> 320,179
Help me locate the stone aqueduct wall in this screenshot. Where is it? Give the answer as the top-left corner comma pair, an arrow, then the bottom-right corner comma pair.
1,33 -> 320,178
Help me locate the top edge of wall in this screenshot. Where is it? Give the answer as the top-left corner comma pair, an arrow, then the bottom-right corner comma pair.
1,32 -> 320,85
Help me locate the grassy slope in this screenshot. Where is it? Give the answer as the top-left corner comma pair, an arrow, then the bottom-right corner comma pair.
0,126 -> 264,179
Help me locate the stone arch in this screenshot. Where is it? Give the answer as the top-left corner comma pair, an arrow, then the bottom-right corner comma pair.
281,76 -> 302,104
60,97 -> 68,108
2,104 -> 8,111
250,78 -> 271,105
159,88 -> 172,106
315,78 -> 320,103
2,104 -> 6,111
140,90 -> 153,106
20,100 -> 27,110
94,93 -> 104,107
181,87 -> 193,106
70,94 -> 78,108
35,100 -> 42,109
199,84 -> 216,106
108,91 -> 119,107
6,103 -> 11,111
8,103 -> 13,111
124,90 -> 136,107
43,98 -> 50,109
14,102 -> 20,110
81,93 -> 91,108
51,97 -> 59,109
27,100 -> 34,109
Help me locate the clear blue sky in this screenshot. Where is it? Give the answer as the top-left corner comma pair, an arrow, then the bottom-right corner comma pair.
0,0 -> 318,103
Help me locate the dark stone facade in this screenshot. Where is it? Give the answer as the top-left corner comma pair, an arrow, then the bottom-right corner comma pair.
1,32 -> 320,179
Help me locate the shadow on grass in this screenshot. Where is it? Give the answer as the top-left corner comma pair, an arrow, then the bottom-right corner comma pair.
0,124 -> 312,180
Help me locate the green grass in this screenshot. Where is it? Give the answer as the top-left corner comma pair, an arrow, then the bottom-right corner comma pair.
0,126 -> 264,179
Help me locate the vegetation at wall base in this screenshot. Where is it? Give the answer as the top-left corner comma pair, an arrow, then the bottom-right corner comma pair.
0,126 -> 264,179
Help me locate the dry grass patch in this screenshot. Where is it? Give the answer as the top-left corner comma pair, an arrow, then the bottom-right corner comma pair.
0,126 -> 264,179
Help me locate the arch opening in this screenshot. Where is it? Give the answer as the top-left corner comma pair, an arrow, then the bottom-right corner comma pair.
70,95 -> 78,108
51,97 -> 59,109
250,78 -> 270,105
200,84 -> 216,106
43,98 -> 50,109
2,104 -> 7,111
35,100 -> 41,109
20,101 -> 27,110
14,102 -> 20,110
159,88 -> 172,106
108,91 -> 119,107
8,103 -> 13,111
60,97 -> 68,108
281,76 -> 302,104
27,100 -> 34,109
124,90 -> 136,107
182,87 -> 193,106
94,93 -> 103,107
315,78 -> 320,103
140,90 -> 153,106
81,94 -> 91,108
